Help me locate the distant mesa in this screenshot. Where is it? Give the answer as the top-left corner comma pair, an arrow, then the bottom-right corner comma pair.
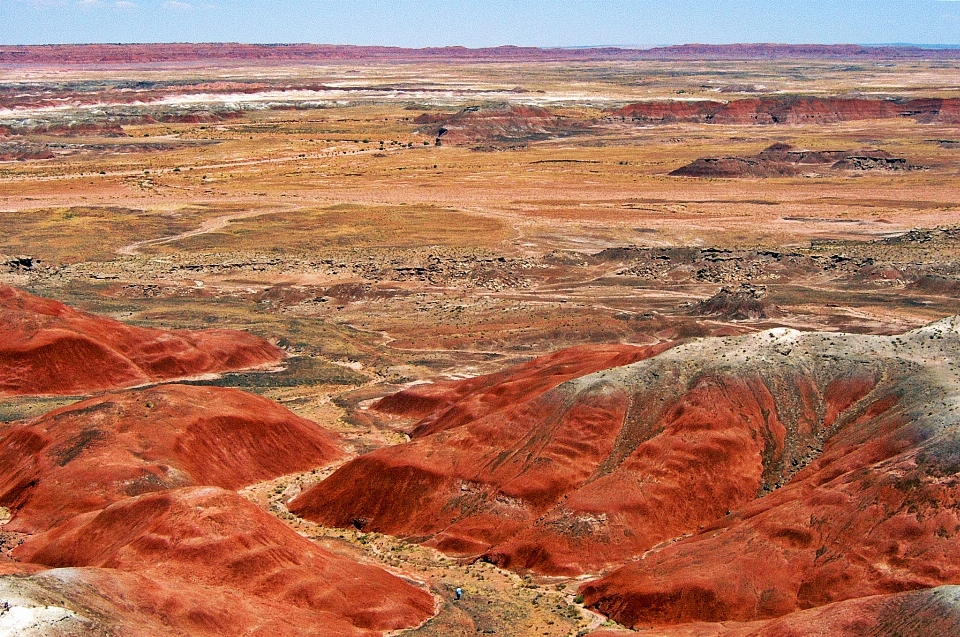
0,114 -> 239,137
0,383 -> 343,532
670,143 -> 919,177
0,284 -> 285,395
613,96 -> 960,125
292,315 -> 960,629
415,103 -> 584,149
2,43 -> 960,65
9,486 -> 435,637
670,156 -> 804,178
2,121 -> 129,137
693,283 -> 782,320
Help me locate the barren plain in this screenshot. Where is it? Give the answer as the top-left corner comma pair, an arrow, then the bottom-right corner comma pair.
3,46 -> 960,636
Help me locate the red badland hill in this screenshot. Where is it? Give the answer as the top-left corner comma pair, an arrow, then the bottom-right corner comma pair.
670,143 -> 915,178
587,586 -> 960,637
414,103 -> 581,148
291,316 -> 960,627
0,384 -> 342,531
374,343 -> 674,436
11,487 -> 435,637
0,285 -> 284,395
612,96 -> 960,125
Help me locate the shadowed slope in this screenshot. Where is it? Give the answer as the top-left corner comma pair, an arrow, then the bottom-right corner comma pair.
0,384 -> 436,636
291,343 -> 673,562
0,285 -> 284,396
0,384 -> 343,532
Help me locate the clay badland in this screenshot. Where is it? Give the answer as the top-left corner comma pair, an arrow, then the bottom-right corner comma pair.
2,44 -> 960,636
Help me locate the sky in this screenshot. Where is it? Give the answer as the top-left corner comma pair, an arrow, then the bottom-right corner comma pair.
2,0 -> 960,48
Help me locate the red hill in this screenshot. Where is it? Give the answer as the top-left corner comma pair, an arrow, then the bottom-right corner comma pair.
0,384 -> 342,531
587,586 -> 960,637
291,316 -> 960,628
0,285 -> 284,395
12,487 -> 435,637
375,343 -> 674,437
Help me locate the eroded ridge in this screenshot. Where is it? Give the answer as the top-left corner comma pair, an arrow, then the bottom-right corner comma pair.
291,317 -> 960,628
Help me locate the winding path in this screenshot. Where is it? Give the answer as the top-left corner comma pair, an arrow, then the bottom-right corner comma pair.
116,207 -> 283,256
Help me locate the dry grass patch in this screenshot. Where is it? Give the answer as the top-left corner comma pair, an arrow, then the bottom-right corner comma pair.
146,203 -> 510,253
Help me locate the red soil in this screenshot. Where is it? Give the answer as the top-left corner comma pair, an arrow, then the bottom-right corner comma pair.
0,285 -> 285,395
12,486 -> 435,637
0,567 -> 382,637
579,394 -> 960,625
613,97 -> 960,125
375,343 -> 674,437
0,383 -> 342,531
588,586 -> 960,636
0,148 -> 57,161
574,326 -> 960,627
291,319 -> 960,628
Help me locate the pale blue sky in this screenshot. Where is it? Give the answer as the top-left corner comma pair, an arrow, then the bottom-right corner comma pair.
2,0 -> 960,47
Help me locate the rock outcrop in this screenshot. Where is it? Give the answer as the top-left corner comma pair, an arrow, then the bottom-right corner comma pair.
415,103 -> 582,149
0,285 -> 285,395
693,284 -> 782,320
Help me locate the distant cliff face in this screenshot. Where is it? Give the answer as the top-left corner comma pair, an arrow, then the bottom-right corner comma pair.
2,43 -> 959,65
612,97 -> 960,125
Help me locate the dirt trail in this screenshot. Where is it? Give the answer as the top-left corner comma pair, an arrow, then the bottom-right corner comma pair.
240,467 -> 593,637
116,207 -> 284,255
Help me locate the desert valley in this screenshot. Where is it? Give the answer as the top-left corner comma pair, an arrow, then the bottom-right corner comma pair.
2,43 -> 960,636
